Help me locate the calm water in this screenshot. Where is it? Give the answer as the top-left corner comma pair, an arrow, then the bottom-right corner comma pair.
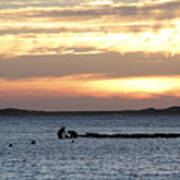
0,114 -> 180,180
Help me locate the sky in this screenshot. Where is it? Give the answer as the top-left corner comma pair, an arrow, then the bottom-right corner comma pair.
1,0 -> 180,111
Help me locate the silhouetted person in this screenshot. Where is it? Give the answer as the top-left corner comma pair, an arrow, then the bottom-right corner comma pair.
68,130 -> 78,138
57,126 -> 66,139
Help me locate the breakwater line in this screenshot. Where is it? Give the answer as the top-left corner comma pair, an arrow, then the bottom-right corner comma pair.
78,133 -> 180,139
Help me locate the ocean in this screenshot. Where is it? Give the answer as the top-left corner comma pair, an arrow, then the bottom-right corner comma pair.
0,114 -> 180,180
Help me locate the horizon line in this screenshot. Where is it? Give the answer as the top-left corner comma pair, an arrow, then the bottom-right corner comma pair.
1,106 -> 180,113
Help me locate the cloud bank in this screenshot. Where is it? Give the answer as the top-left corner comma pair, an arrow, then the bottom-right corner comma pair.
1,0 -> 180,110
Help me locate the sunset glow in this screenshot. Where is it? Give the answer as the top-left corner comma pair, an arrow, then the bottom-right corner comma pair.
1,1 -> 180,58
1,0 -> 180,110
1,75 -> 180,99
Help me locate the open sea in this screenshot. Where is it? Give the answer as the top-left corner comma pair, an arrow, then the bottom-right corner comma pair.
0,114 -> 180,180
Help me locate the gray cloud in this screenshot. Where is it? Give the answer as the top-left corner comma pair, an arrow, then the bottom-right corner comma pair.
0,23 -> 173,35
22,1 -> 180,21
0,0 -> 83,10
1,1 -> 180,22
0,52 -> 180,80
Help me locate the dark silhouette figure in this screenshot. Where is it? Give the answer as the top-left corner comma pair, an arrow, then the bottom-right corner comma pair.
68,130 -> 78,138
9,144 -> 13,147
57,126 -> 66,139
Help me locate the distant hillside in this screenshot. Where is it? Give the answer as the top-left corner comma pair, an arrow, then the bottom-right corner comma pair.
0,106 -> 180,116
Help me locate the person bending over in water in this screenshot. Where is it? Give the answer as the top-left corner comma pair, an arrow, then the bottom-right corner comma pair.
57,126 -> 67,139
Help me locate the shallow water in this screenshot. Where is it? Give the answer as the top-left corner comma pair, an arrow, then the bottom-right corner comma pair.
0,114 -> 180,180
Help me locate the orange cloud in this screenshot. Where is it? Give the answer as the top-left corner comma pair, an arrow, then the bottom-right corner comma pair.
1,26 -> 180,58
0,1 -> 180,58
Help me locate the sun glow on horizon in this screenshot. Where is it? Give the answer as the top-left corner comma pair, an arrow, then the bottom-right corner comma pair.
0,75 -> 180,99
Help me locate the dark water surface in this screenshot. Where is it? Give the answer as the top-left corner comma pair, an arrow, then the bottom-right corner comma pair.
0,114 -> 180,180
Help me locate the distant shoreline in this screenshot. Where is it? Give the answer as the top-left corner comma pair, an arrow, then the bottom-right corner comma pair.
0,106 -> 180,116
